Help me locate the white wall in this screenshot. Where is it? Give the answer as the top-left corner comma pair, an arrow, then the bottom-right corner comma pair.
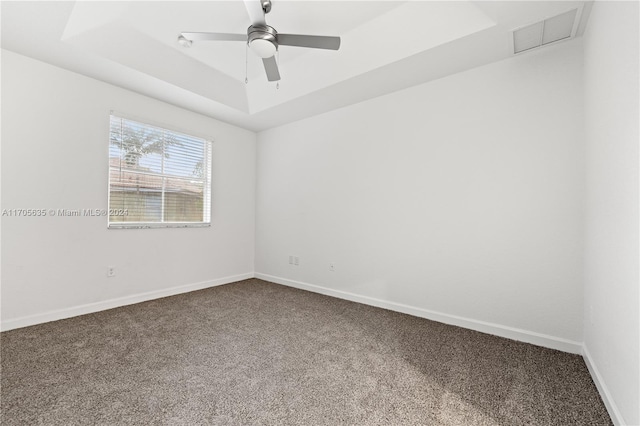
1,50 -> 257,329
583,2 -> 639,425
255,40 -> 585,352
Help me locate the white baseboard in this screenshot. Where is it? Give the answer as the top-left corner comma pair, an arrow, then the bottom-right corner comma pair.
0,272 -> 254,332
4,272 -> 620,422
4,271 -> 583,354
582,345 -> 626,425
255,273 -> 583,354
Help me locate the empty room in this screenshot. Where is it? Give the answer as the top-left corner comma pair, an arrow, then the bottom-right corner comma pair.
1,1 -> 638,425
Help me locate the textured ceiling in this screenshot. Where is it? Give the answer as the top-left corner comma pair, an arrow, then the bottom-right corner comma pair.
1,1 -> 590,131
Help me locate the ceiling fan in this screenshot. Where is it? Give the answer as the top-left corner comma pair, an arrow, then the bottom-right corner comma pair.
177,0 -> 341,82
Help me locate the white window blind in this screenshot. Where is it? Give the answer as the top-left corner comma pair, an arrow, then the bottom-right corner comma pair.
108,114 -> 212,228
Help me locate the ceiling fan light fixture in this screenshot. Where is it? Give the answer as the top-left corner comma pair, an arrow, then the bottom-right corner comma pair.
249,38 -> 277,58
248,25 -> 278,58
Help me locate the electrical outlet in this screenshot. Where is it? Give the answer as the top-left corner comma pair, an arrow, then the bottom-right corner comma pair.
329,263 -> 335,272
107,266 -> 116,277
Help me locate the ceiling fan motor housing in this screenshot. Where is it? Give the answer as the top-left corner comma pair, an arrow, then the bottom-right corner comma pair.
247,25 -> 278,58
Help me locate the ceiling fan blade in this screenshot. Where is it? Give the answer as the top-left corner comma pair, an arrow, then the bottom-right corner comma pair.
278,34 -> 340,50
262,56 -> 280,82
181,32 -> 247,42
243,0 -> 266,26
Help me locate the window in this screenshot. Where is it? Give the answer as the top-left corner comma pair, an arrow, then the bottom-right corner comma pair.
108,114 -> 212,228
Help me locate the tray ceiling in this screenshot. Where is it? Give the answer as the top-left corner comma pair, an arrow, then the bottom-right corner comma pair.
1,1 -> 590,131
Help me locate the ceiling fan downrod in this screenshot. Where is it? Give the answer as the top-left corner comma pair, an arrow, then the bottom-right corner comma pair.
261,0 -> 272,14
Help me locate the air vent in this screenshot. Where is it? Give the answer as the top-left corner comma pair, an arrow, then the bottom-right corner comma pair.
512,8 -> 579,54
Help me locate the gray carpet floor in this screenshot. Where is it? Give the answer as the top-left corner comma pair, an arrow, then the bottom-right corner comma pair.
1,278 -> 611,425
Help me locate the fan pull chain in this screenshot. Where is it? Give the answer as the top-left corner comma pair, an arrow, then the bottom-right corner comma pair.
245,43 -> 249,84
276,50 -> 280,90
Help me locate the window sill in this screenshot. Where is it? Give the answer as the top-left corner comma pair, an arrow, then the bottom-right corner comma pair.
107,222 -> 211,229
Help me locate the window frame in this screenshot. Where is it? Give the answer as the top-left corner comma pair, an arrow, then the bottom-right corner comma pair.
107,112 -> 213,229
